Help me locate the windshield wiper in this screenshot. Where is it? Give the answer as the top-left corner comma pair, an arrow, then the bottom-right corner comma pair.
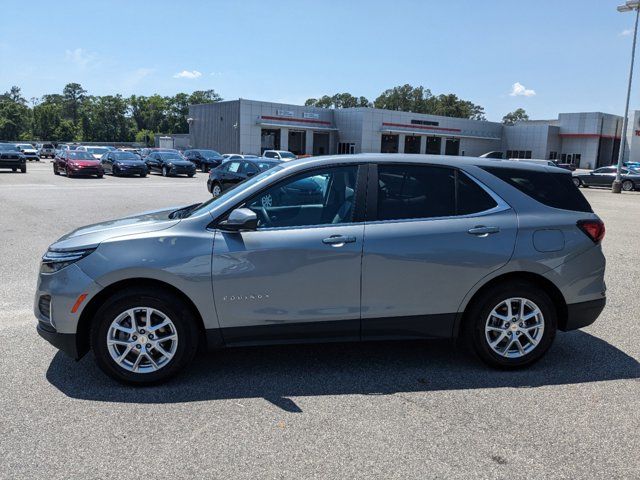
168,203 -> 202,219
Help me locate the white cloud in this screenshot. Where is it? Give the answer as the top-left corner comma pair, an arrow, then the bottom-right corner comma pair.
620,29 -> 633,36
65,48 -> 97,68
509,82 -> 536,97
173,70 -> 202,79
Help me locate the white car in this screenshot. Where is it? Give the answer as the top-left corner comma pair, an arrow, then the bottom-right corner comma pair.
221,153 -> 260,163
262,150 -> 297,161
76,145 -> 112,160
15,143 -> 39,161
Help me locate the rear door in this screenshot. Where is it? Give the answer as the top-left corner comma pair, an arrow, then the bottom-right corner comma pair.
361,164 -> 517,339
212,164 -> 365,344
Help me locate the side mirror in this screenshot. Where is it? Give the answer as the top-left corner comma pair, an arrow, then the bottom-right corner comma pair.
218,208 -> 258,232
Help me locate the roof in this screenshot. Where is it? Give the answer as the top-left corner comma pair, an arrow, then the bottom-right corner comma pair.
282,153 -> 556,173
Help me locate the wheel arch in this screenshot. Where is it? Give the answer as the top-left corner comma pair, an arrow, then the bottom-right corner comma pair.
453,271 -> 568,339
75,277 -> 207,358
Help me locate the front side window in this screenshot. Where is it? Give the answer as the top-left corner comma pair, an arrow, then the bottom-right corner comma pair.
247,166 -> 358,229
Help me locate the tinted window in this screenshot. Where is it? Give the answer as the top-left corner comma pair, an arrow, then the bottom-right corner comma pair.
264,151 -> 276,158
242,162 -> 259,175
482,167 -> 592,213
377,165 -> 456,220
113,152 -> 139,160
457,172 -> 498,215
67,152 -> 95,160
248,166 -> 358,228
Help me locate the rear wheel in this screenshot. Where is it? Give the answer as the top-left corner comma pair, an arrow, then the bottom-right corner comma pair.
53,165 -> 60,175
11,167 -> 16,172
465,282 -> 557,369
211,182 -> 222,197
188,173 -> 195,178
622,180 -> 634,191
162,166 -> 169,177
91,288 -> 199,384
20,165 -> 26,173
202,165 -> 209,173
572,177 -> 582,187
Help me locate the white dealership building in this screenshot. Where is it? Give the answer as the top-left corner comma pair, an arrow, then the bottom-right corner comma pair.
187,99 -> 639,170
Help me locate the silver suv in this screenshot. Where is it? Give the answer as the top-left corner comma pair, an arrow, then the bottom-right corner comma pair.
34,154 -> 606,384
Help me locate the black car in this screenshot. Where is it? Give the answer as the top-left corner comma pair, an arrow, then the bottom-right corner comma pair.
145,151 -> 196,177
206,158 -> 325,207
183,149 -> 224,172
208,159 -> 280,197
573,166 -> 640,191
0,144 -> 26,173
101,151 -> 148,177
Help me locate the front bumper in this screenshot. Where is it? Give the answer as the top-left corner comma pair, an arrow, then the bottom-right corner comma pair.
0,157 -> 26,168
562,298 -> 606,331
170,165 -> 196,175
37,321 -> 79,359
69,166 -> 104,176
115,165 -> 147,175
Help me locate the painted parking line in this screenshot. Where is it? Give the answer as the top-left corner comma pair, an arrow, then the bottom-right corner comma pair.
0,183 -> 201,189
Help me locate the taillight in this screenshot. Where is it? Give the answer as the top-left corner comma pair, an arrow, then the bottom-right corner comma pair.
577,219 -> 605,243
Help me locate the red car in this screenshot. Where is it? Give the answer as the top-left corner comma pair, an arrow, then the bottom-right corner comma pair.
53,150 -> 104,178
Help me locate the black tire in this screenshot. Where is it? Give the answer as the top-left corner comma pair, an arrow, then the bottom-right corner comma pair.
91,287 -> 199,385
20,166 -> 26,173
622,180 -> 634,192
464,281 -> 557,369
201,165 -> 208,173
188,173 -> 195,178
162,166 -> 169,177
53,165 -> 60,175
572,177 -> 582,188
140,172 -> 147,177
11,167 -> 17,172
97,174 -> 103,178
211,182 -> 222,197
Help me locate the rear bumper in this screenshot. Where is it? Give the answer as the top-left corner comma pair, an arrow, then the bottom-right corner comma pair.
37,321 -> 79,359
561,298 -> 606,331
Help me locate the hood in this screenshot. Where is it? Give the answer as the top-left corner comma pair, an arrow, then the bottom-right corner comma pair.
50,206 -> 182,251
165,159 -> 193,166
69,160 -> 101,167
115,159 -> 145,165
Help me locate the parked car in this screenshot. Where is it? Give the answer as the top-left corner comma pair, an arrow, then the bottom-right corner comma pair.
183,149 -> 224,172
145,151 -> 196,177
35,154 -> 607,384
624,161 -> 640,169
118,147 -> 142,157
262,150 -> 297,161
508,158 -> 561,168
572,166 -> 640,191
554,162 -> 576,171
15,143 -> 39,161
140,148 -> 182,159
222,153 -> 259,162
207,158 -> 281,197
38,143 -> 56,159
0,143 -> 26,172
76,146 -> 111,160
101,151 -> 148,177
479,151 -> 504,159
53,150 -> 104,178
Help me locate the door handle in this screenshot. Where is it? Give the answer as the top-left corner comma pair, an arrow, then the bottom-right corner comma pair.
322,235 -> 357,246
467,226 -> 500,237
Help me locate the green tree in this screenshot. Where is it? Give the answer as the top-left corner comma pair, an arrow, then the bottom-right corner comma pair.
135,129 -> 155,146
62,82 -> 87,125
305,93 -> 371,109
33,102 -> 62,139
502,108 -> 529,125
188,89 -> 222,105
0,86 -> 31,140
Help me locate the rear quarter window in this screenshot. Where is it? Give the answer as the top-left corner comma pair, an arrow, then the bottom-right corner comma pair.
482,166 -> 592,213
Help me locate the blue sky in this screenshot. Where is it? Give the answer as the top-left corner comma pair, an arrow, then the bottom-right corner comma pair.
0,0 -> 638,121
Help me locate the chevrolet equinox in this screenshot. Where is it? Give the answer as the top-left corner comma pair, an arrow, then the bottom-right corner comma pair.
35,154 -> 606,384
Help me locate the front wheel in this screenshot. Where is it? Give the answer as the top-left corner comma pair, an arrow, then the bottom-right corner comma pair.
572,177 -> 582,188
20,166 -> 26,173
202,165 -> 209,173
162,166 -> 169,177
622,180 -> 635,191
465,282 -> 557,369
91,288 -> 199,384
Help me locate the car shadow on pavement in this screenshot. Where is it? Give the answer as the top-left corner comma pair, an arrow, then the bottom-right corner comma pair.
46,330 -> 639,412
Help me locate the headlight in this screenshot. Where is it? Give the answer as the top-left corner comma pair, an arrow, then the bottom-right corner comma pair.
167,163 -> 174,167
40,248 -> 95,273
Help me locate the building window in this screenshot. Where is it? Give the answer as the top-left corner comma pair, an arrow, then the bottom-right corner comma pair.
549,151 -> 558,160
426,136 -> 441,154
338,142 -> 356,154
288,130 -> 306,156
404,135 -> 421,154
445,138 -> 460,156
573,154 -> 581,165
381,134 -> 399,153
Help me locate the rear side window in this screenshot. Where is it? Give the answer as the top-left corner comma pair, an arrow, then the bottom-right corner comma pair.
376,165 -> 497,221
482,167 -> 592,213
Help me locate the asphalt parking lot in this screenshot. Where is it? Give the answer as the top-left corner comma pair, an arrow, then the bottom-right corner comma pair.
0,162 -> 639,479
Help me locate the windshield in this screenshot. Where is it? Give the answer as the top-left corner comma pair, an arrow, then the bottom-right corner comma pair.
113,152 -> 139,161
198,150 -> 221,157
186,165 -> 284,218
159,153 -> 183,160
17,144 -> 33,149
68,152 -> 96,160
0,144 -> 18,151
280,152 -> 297,159
87,147 -> 109,155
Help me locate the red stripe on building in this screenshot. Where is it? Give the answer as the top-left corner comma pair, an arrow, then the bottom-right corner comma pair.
381,122 -> 462,133
559,133 -> 621,140
261,115 -> 332,126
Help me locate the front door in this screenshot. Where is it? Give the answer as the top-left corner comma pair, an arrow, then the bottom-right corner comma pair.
361,164 -> 517,339
212,164 -> 364,344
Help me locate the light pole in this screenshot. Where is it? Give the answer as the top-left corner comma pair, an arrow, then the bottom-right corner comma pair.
613,0 -> 640,193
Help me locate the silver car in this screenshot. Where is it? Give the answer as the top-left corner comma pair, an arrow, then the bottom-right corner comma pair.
35,154 -> 607,384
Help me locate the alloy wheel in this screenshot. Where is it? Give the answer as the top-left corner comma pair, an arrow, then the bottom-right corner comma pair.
106,307 -> 178,373
212,184 -> 222,197
572,177 -> 581,187
484,297 -> 545,358
622,180 -> 634,191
